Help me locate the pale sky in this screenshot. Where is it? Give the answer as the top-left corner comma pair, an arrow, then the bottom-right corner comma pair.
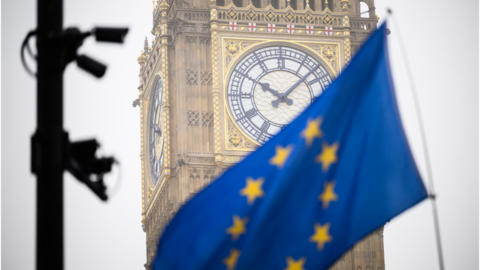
2,0 -> 478,269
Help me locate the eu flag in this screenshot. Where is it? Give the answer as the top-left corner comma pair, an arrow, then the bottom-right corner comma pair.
153,22 -> 428,270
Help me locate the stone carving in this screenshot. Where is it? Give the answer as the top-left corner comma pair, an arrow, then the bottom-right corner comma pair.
302,43 -> 339,74
187,156 -> 215,164
199,37 -> 211,44
203,168 -> 216,183
187,110 -> 200,126
201,70 -> 213,86
186,69 -> 198,85
202,111 -> 214,127
185,36 -> 197,44
189,167 -> 201,180
224,40 -> 260,69
226,118 -> 256,150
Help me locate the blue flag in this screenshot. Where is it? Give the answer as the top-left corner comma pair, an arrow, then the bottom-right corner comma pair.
153,22 -> 428,270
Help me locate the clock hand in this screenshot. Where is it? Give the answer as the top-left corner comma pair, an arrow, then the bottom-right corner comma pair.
258,82 -> 281,97
271,63 -> 321,108
154,125 -> 162,136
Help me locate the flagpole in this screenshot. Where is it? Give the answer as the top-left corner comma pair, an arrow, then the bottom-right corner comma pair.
387,9 -> 445,270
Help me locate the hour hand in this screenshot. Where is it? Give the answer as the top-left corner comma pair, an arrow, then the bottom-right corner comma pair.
154,125 -> 162,136
271,96 -> 293,108
258,82 -> 280,97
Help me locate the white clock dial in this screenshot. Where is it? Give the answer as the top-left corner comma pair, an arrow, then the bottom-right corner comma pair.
227,46 -> 332,144
149,79 -> 164,185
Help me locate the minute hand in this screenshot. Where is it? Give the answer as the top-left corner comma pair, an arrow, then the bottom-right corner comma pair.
284,63 -> 320,98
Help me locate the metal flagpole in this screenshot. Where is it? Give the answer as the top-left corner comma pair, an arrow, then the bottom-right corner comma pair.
387,9 -> 445,270
35,0 -> 65,268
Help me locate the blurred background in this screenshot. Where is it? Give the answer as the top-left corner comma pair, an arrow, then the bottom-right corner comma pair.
1,0 -> 478,269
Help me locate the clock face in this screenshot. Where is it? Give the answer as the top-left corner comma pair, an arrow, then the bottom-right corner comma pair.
149,79 -> 164,185
227,46 -> 332,144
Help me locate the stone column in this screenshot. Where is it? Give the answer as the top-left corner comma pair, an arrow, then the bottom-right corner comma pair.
210,0 -> 223,168
160,0 -> 172,180
342,3 -> 352,65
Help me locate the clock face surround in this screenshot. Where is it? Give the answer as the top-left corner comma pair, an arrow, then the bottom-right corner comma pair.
149,78 -> 164,186
226,45 -> 333,145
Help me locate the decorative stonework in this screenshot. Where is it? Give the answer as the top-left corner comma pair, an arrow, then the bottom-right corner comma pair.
204,168 -> 216,182
301,43 -> 340,74
201,70 -> 213,86
187,110 -> 200,126
211,22 -> 222,159
186,69 -> 198,85
186,156 -> 215,164
202,111 -> 214,127
189,167 -> 201,180
344,37 -> 352,64
226,117 -> 256,150
200,37 -> 211,44
185,36 -> 197,44
224,39 -> 260,69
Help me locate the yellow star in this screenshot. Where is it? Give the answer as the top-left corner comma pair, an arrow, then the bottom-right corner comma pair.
284,257 -> 306,270
223,249 -> 241,270
269,145 -> 293,169
226,215 -> 249,241
309,223 -> 333,250
301,117 -> 323,146
319,181 -> 338,209
315,142 -> 339,172
240,177 -> 265,205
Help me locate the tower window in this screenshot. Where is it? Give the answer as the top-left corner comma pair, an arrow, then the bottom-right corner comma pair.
271,0 -> 279,8
252,0 -> 261,8
233,0 -> 242,7
321,0 -> 333,11
290,0 -> 297,10
360,1 -> 369,18
216,0 -> 225,6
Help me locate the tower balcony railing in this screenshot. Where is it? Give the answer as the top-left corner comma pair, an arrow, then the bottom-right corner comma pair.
349,17 -> 377,31
214,4 -> 345,26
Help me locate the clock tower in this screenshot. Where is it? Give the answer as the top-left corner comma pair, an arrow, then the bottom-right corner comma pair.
136,0 -> 385,269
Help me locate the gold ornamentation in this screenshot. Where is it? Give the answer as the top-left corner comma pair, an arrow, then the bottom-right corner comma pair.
323,13 -> 333,25
137,51 -> 146,67
284,11 -> 295,23
304,12 -> 314,24
211,26 -> 222,156
227,42 -> 239,54
344,37 -> 351,64
301,43 -> 339,74
246,9 -> 256,20
343,15 -> 350,27
226,118 -> 256,150
227,8 -> 237,20
224,40 -> 260,69
265,10 -> 276,22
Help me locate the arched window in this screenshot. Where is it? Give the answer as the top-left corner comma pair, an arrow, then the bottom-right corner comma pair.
216,0 -> 225,6
360,1 -> 369,18
271,0 -> 279,8
233,0 -> 242,7
252,0 -> 261,7
321,0 -> 333,11
290,0 -> 297,10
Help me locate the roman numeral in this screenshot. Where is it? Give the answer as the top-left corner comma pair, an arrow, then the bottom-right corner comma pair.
245,109 -> 257,119
253,52 -> 268,73
260,121 -> 270,133
307,74 -> 329,85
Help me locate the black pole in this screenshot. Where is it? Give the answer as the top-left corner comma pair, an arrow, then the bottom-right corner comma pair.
35,0 -> 64,269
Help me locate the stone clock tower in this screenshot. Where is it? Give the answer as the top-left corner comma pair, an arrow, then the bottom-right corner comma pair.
135,0 -> 385,269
